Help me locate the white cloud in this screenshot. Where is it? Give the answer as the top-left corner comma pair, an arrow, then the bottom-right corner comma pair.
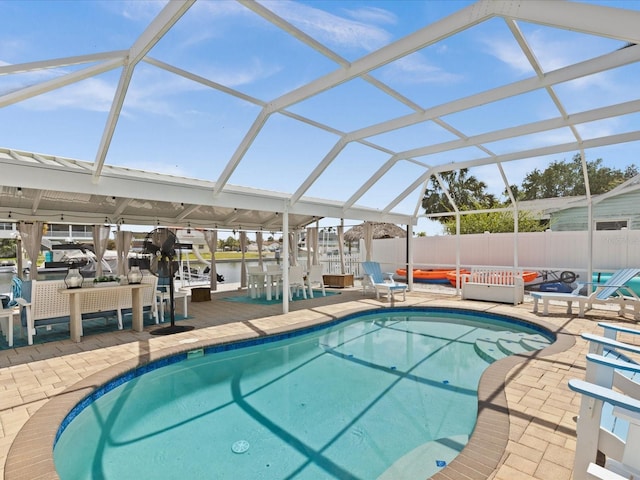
266,1 -> 392,52
20,75 -> 116,113
196,58 -> 282,89
0,38 -> 27,63
15,66 -> 192,119
175,0 -> 251,48
194,0 -> 248,17
343,6 -> 397,26
480,37 -> 532,76
107,0 -> 168,22
381,52 -> 462,85
481,28 -> 620,92
10,55 -> 271,122
574,118 -> 621,139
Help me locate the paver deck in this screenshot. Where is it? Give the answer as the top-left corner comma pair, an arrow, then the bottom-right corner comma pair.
1,284 -> 638,479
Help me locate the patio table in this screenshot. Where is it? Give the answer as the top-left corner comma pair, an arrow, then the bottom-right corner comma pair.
248,270 -> 282,301
60,283 -> 151,342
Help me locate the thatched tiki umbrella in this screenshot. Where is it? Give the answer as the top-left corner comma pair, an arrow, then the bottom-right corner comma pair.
344,222 -> 407,259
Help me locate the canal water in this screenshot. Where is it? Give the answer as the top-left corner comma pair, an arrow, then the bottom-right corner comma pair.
0,260 -> 276,298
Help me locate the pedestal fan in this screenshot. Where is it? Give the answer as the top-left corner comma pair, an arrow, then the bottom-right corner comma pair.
143,227 -> 194,335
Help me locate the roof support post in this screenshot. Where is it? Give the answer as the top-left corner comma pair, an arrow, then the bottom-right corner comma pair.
406,224 -> 413,291
580,147 -> 594,287
498,162 -> 519,270
455,213 -> 461,295
282,204 -> 290,314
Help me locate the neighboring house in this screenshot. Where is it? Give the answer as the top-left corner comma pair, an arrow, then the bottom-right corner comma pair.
518,189 -> 640,231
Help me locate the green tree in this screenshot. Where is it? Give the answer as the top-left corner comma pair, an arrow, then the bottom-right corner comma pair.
442,210 -> 547,235
422,169 -> 496,215
518,153 -> 638,199
219,235 -> 240,251
0,239 -> 16,258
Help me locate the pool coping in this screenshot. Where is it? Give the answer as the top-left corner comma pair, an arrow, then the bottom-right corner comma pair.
3,304 -> 575,480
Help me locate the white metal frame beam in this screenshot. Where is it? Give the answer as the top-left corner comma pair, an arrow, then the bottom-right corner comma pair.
92,0 -> 195,181
212,0 -> 493,197
0,58 -> 125,108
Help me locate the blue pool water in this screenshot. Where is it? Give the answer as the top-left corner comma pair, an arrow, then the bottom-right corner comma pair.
53,309 -> 553,479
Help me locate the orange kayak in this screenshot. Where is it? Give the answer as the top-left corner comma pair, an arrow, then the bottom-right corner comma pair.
395,269 -> 451,284
445,270 -> 471,286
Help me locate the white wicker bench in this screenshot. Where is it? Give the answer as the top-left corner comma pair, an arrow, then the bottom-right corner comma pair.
461,268 -> 524,305
17,279 -> 122,345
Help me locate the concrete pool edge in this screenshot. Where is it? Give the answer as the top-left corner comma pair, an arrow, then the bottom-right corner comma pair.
4,304 -> 575,480
430,315 -> 575,480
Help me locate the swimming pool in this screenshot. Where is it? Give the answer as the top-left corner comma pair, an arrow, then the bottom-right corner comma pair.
53,308 -> 553,479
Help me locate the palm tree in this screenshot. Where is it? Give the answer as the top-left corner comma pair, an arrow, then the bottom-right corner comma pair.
421,169 -> 496,215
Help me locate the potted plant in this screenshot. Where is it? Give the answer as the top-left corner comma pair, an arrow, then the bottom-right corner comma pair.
93,275 -> 121,287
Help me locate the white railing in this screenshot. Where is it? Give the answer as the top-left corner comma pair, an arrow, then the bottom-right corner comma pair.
319,253 -> 362,276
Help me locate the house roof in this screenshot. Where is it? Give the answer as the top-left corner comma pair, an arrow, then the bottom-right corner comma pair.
1,1 -> 640,232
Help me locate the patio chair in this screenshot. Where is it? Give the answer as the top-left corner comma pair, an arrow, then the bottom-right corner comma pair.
531,268 -> 640,319
288,265 -> 307,300
266,264 -> 283,300
570,324 -> 640,479
246,266 -> 266,298
569,352 -> 640,480
361,261 -> 407,303
306,264 -> 326,298
156,275 -> 188,322
120,274 -> 159,326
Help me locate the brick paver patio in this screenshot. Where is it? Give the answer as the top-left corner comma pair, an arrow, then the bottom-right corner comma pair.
1,285 -> 638,479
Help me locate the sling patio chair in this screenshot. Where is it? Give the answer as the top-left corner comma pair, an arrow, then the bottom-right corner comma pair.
532,268 -> 640,319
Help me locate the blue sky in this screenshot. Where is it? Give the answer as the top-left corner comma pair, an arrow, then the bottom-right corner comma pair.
2,0 -> 640,236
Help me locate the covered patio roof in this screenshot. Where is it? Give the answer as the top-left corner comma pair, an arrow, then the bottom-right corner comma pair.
1,0 -> 639,232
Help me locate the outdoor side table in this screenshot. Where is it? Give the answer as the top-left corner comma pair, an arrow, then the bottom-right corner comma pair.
0,307 -> 17,347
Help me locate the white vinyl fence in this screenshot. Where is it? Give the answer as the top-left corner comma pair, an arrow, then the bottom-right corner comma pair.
366,230 -> 640,279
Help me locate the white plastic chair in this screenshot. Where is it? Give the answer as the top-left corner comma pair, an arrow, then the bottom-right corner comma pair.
266,264 -> 282,300
288,265 -> 307,300
247,266 -> 266,298
306,265 -> 325,298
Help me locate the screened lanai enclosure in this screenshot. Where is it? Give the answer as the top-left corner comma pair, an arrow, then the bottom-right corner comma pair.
2,0 -> 640,303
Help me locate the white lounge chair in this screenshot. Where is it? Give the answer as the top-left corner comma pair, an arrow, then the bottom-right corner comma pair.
532,268 -> 640,319
361,261 -> 407,303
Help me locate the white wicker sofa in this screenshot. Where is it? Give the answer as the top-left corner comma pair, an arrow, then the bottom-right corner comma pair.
16,279 -> 149,345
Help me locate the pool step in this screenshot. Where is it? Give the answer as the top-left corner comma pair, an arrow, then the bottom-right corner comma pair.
521,336 -> 552,351
497,338 -> 529,356
474,331 -> 552,363
474,338 -> 508,363
378,434 -> 469,480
